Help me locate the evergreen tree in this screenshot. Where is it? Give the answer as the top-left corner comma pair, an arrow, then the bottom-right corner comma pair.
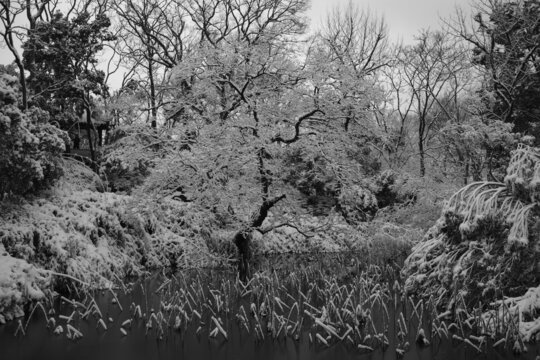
23,11 -> 115,162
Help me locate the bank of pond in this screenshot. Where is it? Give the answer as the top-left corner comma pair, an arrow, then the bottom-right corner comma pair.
1,253 -> 538,360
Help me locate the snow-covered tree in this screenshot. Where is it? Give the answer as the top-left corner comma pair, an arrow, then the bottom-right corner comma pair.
133,0 -> 386,277
452,0 -> 540,141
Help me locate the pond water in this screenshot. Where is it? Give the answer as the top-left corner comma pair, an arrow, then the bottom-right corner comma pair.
1,253 -> 539,360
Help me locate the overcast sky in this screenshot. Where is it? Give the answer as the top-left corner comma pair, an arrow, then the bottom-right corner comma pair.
308,0 -> 470,43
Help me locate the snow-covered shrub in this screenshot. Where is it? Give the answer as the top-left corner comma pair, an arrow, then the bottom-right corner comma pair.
504,144 -> 540,204
335,170 -> 411,225
338,185 -> 378,224
281,148 -> 386,217
439,116 -> 516,184
248,210 -> 418,259
282,147 -> 339,214
101,126 -> 163,193
122,197 -> 221,268
0,75 -> 67,197
0,244 -> 48,324
368,170 -> 419,208
369,170 -> 400,207
2,189 -> 143,288
357,221 -> 420,264
154,197 -> 235,266
376,174 -> 458,230
402,144 -> 540,341
0,157 -> 205,301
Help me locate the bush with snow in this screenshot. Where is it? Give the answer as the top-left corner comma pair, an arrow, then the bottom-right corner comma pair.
0,159 -> 226,322
338,185 -> 378,224
0,75 -> 68,198
403,144 -> 540,341
0,244 -> 48,324
100,126 -> 166,193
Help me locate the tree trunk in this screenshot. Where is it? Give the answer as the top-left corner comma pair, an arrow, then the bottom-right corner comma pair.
233,110 -> 285,281
84,102 -> 96,167
233,194 -> 286,281
418,138 -> 425,177
418,114 -> 426,177
456,149 -> 467,185
148,57 -> 157,128
98,128 -> 103,147
233,230 -> 252,281
14,56 -> 28,110
3,32 -> 28,110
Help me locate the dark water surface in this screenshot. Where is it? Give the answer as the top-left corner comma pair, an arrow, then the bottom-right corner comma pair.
1,253 -> 539,360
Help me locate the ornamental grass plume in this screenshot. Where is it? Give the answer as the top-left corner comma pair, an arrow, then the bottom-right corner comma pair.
403,144 -> 540,341
442,145 -> 540,247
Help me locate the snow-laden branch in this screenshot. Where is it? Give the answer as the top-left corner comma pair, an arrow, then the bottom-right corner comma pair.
256,222 -> 314,238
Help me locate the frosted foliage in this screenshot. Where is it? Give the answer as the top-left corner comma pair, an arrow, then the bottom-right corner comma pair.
443,145 -> 540,247
0,75 -> 67,196
338,185 -> 378,223
0,160 -> 222,320
504,144 -> 540,203
481,286 -> 540,343
0,244 -> 47,324
403,145 -> 540,341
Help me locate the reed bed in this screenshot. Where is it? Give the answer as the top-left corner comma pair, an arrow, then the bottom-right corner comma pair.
11,256 -> 535,356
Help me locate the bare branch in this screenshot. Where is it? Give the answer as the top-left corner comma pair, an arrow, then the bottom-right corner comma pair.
271,109 -> 325,144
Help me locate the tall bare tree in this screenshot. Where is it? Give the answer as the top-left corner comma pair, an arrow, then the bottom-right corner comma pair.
112,0 -> 188,128
181,0 -> 309,46
315,1 -> 390,132
0,0 -> 54,109
399,30 -> 469,176
319,2 -> 389,77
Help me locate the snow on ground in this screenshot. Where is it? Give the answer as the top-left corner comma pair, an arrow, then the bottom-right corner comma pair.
508,286 -> 540,342
0,160 -> 196,321
0,244 -> 47,324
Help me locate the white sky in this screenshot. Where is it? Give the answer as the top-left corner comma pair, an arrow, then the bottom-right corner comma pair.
308,0 -> 471,43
